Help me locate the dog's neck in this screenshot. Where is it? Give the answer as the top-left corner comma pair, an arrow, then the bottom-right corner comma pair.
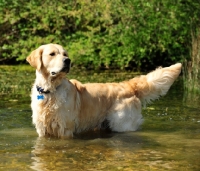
35,70 -> 65,93
36,85 -> 51,94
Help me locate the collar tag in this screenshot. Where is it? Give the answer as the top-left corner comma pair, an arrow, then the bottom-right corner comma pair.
37,95 -> 44,100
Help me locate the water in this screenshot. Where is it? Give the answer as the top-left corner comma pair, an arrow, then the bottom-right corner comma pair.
0,65 -> 200,170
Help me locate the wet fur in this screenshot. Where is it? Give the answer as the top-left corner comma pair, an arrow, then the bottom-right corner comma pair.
27,44 -> 182,138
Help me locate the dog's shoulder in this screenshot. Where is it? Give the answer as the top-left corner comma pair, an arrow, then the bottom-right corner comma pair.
69,79 -> 85,92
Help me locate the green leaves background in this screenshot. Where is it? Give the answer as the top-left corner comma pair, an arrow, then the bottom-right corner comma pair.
0,0 -> 199,70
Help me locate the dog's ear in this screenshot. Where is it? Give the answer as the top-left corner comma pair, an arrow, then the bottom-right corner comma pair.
26,46 -> 44,71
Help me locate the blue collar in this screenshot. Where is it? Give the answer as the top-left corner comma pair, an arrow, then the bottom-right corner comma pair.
36,85 -> 50,94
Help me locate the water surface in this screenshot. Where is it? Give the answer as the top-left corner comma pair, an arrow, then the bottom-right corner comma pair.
0,66 -> 199,170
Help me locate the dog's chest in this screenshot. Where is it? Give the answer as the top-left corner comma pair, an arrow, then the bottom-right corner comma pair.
34,88 -> 69,124
35,91 -> 69,135
38,90 -> 67,114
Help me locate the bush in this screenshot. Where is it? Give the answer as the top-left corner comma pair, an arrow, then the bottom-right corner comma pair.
0,0 -> 199,71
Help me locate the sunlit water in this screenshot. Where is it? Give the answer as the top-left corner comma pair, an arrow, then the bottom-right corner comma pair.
0,66 -> 200,170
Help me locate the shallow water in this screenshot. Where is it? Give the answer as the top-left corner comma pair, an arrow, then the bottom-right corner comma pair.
0,65 -> 200,170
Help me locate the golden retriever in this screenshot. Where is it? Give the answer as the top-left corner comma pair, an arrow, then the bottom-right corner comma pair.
26,43 -> 182,138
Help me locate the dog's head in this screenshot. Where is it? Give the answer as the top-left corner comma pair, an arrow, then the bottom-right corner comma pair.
26,44 -> 71,77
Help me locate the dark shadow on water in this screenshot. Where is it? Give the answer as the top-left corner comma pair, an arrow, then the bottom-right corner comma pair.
74,129 -> 114,140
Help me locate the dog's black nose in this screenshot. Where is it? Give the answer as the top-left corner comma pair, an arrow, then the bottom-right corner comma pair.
63,58 -> 71,65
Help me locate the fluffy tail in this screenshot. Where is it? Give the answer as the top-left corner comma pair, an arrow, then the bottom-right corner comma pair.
134,63 -> 182,105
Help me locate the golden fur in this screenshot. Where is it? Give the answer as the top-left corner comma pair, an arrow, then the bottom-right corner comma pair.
27,44 -> 182,138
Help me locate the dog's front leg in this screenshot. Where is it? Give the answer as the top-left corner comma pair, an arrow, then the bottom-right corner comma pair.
35,121 -> 46,137
61,128 -> 74,139
58,121 -> 75,139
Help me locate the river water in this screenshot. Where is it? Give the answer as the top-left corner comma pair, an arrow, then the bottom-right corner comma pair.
0,66 -> 199,170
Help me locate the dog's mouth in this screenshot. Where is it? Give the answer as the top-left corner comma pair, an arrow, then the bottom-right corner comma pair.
51,58 -> 71,76
51,66 -> 70,76
60,65 -> 70,73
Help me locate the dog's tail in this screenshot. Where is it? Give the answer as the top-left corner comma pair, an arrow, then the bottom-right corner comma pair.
132,63 -> 182,105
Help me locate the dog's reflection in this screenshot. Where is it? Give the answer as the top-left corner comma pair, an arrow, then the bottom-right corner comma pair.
31,137 -> 71,170
30,131 -> 144,171
30,137 -> 48,171
30,130 -> 113,170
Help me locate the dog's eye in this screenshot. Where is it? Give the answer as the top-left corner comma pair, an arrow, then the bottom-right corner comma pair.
63,53 -> 67,56
50,52 -> 55,56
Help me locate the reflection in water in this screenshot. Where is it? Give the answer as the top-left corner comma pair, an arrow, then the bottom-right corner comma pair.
29,130 -> 200,170
30,133 -> 145,171
31,138 -> 46,171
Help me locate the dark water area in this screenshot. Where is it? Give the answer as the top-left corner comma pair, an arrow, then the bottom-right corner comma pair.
0,65 -> 200,170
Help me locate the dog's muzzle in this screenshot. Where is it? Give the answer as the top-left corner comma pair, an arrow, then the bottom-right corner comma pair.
61,57 -> 71,73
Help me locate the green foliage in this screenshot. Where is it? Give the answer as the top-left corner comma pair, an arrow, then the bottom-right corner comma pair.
0,0 -> 199,70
